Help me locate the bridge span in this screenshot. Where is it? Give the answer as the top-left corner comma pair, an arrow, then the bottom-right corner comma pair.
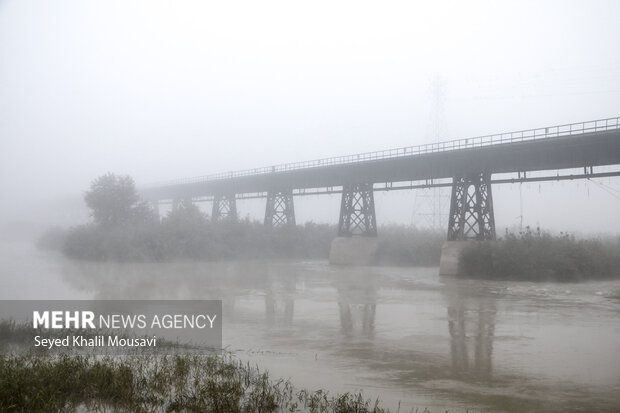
140,117 -> 620,243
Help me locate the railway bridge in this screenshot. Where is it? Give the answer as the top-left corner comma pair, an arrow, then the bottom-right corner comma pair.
140,117 -> 620,268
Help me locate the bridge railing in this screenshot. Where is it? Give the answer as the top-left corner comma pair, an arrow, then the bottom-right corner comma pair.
147,116 -> 619,187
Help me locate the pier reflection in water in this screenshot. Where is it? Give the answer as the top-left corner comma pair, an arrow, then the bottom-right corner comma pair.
444,281 -> 496,379
12,248 -> 616,413
335,271 -> 377,337
262,264 -> 296,325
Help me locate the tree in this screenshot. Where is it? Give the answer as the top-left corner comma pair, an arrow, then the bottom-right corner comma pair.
84,173 -> 154,227
164,199 -> 207,227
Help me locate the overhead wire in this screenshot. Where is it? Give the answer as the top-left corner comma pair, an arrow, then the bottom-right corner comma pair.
587,178 -> 620,201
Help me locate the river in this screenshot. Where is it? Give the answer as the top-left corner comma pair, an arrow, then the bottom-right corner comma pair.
1,240 -> 619,412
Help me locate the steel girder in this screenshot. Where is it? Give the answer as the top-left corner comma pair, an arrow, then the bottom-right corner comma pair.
264,190 -> 295,227
338,183 -> 378,237
447,173 -> 496,241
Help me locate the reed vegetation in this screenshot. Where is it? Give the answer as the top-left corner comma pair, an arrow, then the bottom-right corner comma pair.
1,320 -> 390,412
0,352 -> 388,412
459,227 -> 620,281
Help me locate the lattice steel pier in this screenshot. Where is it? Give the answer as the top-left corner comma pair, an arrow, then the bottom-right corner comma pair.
447,173 -> 496,241
264,190 -> 295,227
338,183 -> 377,237
212,194 -> 237,221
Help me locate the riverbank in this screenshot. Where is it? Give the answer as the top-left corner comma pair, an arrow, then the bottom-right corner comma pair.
459,229 -> 620,281
0,319 -> 389,412
41,221 -> 444,266
0,352 -> 389,412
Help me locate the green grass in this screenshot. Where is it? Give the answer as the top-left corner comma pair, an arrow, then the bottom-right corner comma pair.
0,353 -> 389,412
0,320 -> 391,412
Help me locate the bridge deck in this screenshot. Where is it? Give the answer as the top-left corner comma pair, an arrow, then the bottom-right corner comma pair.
141,117 -> 620,201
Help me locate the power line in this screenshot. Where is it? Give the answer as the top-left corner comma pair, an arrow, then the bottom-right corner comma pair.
587,178 -> 620,201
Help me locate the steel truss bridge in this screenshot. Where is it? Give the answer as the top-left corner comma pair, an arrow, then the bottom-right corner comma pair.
140,117 -> 620,241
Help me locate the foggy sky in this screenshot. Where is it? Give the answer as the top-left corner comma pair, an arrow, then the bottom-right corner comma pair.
1,0 -> 619,233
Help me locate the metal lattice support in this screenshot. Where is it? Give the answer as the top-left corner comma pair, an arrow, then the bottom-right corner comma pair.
264,190 -> 295,227
151,201 -> 160,219
338,183 -> 378,237
447,173 -> 496,241
172,198 -> 192,212
212,194 -> 237,221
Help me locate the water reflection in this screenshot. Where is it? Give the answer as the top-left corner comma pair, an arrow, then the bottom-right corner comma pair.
334,270 -> 377,337
45,255 -> 620,412
58,259 -> 494,378
263,264 -> 296,325
444,282 -> 496,378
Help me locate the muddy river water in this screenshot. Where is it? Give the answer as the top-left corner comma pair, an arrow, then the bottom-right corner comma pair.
1,241 -> 619,412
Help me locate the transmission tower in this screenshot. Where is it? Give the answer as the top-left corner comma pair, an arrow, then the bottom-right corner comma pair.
412,74 -> 450,230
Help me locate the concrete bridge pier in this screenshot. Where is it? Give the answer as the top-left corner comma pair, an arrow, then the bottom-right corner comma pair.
264,189 -> 295,227
212,193 -> 237,221
440,172 -> 496,275
329,183 -> 379,265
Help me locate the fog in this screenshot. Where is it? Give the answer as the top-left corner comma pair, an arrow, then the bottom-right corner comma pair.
1,0 -> 619,234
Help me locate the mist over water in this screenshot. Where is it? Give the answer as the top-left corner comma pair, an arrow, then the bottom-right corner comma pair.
2,1 -> 620,411
2,241 -> 619,412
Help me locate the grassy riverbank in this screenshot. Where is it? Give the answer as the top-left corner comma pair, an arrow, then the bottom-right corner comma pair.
459,228 -> 620,281
42,220 -> 443,265
0,353 -> 390,412
0,320 -> 388,412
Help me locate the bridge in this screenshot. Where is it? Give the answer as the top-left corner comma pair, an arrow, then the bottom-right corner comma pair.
141,116 -> 620,245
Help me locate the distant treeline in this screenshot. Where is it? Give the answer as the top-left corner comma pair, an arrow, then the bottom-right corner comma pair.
39,173 -> 443,265
459,227 -> 620,282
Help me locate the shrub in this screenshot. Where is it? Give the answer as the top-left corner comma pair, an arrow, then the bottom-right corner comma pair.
459,228 -> 620,281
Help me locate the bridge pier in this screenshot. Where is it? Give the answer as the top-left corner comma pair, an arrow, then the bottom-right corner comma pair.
440,172 -> 496,275
264,190 -> 295,227
447,172 -> 496,241
212,194 -> 237,221
151,200 -> 160,220
329,183 -> 379,265
172,198 -> 194,211
337,183 -> 377,236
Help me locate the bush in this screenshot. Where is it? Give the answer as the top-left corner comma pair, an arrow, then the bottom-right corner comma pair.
60,216 -> 444,264
459,228 -> 620,281
377,225 -> 444,266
